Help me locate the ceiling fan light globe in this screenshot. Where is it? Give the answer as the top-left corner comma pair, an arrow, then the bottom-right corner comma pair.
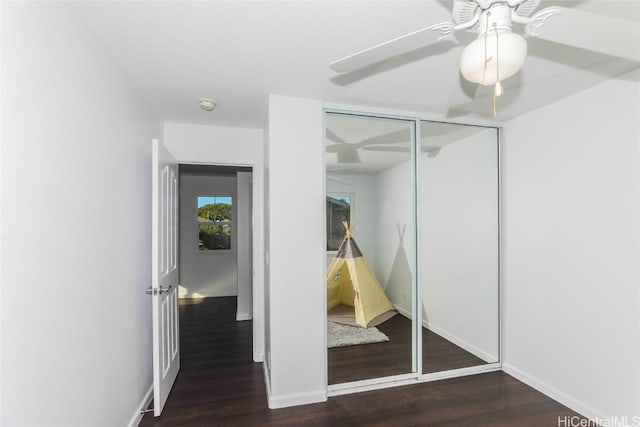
460,32 -> 527,86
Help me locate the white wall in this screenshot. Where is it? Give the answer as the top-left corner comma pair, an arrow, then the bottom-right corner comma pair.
164,122 -> 265,361
503,68 -> 640,420
1,3 -> 159,426
179,174 -> 238,298
419,130 -> 499,362
237,171 -> 253,321
374,159 -> 415,314
265,95 -> 326,408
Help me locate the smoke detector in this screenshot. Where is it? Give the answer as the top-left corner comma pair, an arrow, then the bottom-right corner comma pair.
198,98 -> 216,112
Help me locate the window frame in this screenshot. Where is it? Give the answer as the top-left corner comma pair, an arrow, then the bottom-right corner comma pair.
326,192 -> 354,253
196,194 -> 234,252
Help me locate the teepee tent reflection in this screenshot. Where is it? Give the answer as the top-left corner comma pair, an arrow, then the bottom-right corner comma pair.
327,222 -> 396,328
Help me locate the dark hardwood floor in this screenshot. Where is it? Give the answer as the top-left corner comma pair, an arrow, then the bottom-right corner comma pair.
329,315 -> 487,384
141,297 -> 584,426
422,324 -> 488,374
329,314 -> 413,383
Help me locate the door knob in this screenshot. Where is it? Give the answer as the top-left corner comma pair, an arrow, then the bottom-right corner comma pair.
145,285 -> 172,295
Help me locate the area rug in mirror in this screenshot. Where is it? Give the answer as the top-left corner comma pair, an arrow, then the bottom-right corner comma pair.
327,321 -> 389,348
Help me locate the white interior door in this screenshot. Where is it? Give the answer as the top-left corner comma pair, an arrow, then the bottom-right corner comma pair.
151,138 -> 180,417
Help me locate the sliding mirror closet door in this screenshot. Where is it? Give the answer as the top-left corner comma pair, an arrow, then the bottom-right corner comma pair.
326,112 -> 416,385
419,121 -> 500,374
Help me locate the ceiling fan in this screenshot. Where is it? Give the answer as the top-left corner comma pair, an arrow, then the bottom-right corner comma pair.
326,128 -> 440,164
330,0 -> 639,114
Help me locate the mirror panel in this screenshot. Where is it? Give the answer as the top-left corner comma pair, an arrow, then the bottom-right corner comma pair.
326,112 -> 416,384
325,112 -> 500,387
419,121 -> 500,373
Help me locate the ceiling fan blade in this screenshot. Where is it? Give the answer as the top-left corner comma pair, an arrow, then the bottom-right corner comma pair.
448,55 -> 637,118
531,6 -> 639,63
357,128 -> 412,147
330,25 -> 451,73
362,145 -> 410,153
426,147 -> 442,158
362,145 -> 436,153
326,129 -> 347,144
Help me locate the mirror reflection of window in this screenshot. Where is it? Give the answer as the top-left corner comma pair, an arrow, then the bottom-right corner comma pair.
197,195 -> 232,250
326,195 -> 351,251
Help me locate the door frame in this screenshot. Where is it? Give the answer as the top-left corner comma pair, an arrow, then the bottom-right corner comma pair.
177,161 -> 262,361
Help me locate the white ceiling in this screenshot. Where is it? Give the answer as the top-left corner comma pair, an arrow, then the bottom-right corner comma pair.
73,1 -> 639,130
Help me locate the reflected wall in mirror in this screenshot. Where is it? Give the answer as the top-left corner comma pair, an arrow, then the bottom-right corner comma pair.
419,121 -> 500,374
326,112 -> 416,385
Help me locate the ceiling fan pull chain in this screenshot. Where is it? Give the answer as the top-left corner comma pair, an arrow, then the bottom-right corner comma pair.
494,23 -> 500,86
493,22 -> 502,117
493,93 -> 497,117
482,11 -> 491,84
494,23 -> 504,97
493,22 -> 504,117
492,22 -> 504,117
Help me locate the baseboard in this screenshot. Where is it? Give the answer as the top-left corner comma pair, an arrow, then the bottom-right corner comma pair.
502,363 -> 605,421
328,365 -> 501,397
236,313 -> 252,321
126,383 -> 153,427
267,388 -> 327,409
393,304 -> 497,363
393,304 -> 412,320
328,373 -> 418,397
262,358 -> 326,409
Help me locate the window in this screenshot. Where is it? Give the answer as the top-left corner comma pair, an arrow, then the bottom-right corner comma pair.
197,195 -> 232,250
326,194 -> 352,251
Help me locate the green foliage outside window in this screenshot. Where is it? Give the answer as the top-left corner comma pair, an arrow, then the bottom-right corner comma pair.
198,203 -> 231,222
198,202 -> 232,250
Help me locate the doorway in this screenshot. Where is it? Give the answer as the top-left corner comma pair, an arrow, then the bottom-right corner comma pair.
178,164 -> 253,323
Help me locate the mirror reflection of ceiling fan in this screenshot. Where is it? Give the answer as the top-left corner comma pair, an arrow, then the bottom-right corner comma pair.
330,0 -> 639,115
326,128 -> 439,164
